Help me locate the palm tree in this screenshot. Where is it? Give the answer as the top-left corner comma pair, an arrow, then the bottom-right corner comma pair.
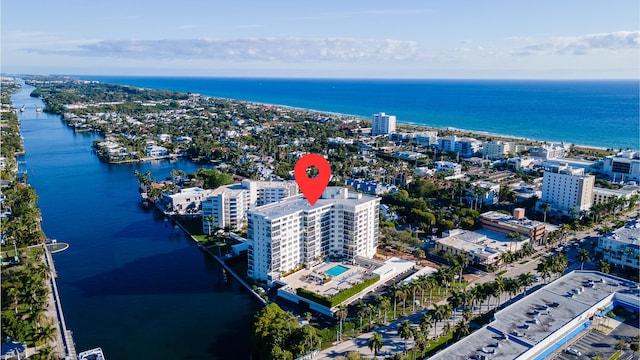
541,202 -> 551,223
356,301 -> 367,333
399,282 -> 411,315
36,345 -> 56,360
204,215 -> 215,238
7,287 -> 19,314
366,303 -> 376,331
576,248 -> 591,270
457,253 -> 468,286
442,322 -> 453,343
518,272 -> 535,296
447,290 -> 463,320
426,274 -> 437,305
368,332 -> 383,359
492,276 -> 505,309
412,327 -> 430,357
389,283 -> 402,320
304,311 -> 312,323
335,305 -> 348,341
597,260 -> 611,273
398,320 -> 413,354
420,313 -> 433,339
35,323 -> 56,352
455,319 -> 470,340
377,296 -> 391,324
507,232 -> 523,253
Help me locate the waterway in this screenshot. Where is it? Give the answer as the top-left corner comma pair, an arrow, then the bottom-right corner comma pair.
12,84 -> 260,359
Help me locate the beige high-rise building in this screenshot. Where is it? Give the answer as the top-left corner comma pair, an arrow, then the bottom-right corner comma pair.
540,164 -> 595,215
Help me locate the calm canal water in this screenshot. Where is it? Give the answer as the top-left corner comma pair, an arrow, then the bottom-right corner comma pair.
12,84 -> 259,359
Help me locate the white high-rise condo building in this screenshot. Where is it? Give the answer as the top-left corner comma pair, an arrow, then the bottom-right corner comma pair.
247,187 -> 380,285
540,164 -> 595,215
371,112 -> 396,135
201,179 -> 298,233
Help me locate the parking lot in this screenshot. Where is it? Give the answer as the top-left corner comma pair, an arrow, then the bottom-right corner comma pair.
552,316 -> 639,360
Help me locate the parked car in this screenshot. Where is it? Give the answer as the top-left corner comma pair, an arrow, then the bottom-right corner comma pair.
565,347 -> 581,356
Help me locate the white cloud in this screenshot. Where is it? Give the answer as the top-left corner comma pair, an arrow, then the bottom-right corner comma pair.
26,37 -> 418,63
513,30 -> 639,56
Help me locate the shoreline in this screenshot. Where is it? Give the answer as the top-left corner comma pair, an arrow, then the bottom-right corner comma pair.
77,76 -> 636,152
91,79 -> 621,152
214,97 -> 617,153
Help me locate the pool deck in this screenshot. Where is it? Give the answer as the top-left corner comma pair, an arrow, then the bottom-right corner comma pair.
282,261 -> 371,298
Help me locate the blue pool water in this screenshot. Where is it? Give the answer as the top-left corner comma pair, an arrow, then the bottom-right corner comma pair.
325,265 -> 349,277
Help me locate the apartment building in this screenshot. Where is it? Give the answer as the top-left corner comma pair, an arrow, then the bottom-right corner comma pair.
540,164 -> 595,215
597,219 -> 640,270
247,187 -> 380,285
201,179 -> 298,232
371,112 -> 396,136
481,140 -> 524,160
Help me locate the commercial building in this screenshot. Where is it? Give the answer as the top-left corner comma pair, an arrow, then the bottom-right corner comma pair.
435,228 -> 530,266
201,179 -> 298,232
247,187 -> 380,285
596,219 -> 640,270
602,150 -> 640,183
371,112 -> 396,136
592,186 -> 638,206
539,164 -> 595,215
429,270 -> 640,360
480,209 -> 546,243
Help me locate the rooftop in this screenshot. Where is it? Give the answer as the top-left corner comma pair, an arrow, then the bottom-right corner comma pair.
430,270 -> 640,360
249,187 -> 379,220
481,211 -> 545,229
600,219 -> 640,245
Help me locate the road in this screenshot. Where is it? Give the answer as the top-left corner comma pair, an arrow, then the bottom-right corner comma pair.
314,214 -> 634,359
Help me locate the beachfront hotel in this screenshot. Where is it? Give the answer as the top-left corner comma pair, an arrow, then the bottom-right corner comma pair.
539,164 -> 595,215
371,112 -> 396,136
201,179 -> 298,232
246,187 -> 380,285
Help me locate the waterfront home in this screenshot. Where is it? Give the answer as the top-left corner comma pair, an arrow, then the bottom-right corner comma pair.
145,145 -> 168,158
163,187 -> 215,215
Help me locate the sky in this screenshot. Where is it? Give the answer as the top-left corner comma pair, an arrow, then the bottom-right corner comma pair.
2,0 -> 639,79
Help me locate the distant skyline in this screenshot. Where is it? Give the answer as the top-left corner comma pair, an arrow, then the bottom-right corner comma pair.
2,1 -> 639,79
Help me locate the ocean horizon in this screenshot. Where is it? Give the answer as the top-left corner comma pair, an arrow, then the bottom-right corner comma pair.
76,76 -> 640,151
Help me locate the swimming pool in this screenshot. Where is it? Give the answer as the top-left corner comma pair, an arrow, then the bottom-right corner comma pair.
325,265 -> 349,277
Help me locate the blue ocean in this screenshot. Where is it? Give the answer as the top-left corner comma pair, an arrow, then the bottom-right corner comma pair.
80,76 -> 639,151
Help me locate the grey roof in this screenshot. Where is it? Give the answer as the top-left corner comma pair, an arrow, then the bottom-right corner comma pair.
429,271 -> 639,360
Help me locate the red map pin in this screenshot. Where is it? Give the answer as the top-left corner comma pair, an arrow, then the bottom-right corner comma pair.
294,154 -> 331,206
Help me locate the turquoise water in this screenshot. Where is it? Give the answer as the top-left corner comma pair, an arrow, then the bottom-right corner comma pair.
325,265 -> 349,277
80,76 -> 639,150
